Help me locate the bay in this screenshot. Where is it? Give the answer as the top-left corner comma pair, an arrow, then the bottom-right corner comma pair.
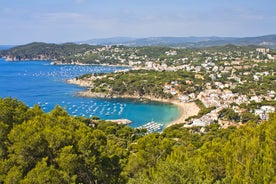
0,58 -> 181,128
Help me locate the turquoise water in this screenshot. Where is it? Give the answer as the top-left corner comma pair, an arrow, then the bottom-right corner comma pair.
0,58 -> 180,127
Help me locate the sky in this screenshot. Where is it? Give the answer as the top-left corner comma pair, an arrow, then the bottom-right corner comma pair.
0,0 -> 275,44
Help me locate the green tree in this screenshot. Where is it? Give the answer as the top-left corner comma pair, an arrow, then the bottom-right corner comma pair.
241,112 -> 259,123
219,108 -> 240,122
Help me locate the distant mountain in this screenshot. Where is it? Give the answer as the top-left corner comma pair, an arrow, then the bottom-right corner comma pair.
76,37 -> 137,45
78,35 -> 276,48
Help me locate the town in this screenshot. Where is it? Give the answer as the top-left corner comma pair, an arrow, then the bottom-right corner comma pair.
60,44 -> 276,129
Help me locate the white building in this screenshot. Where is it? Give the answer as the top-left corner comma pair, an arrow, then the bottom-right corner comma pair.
255,106 -> 275,121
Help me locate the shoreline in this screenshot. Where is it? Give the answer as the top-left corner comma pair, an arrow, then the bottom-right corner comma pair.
1,57 -> 132,68
76,90 -> 200,127
166,100 -> 200,127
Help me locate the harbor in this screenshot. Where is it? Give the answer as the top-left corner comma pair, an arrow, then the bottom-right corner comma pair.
106,119 -> 132,125
137,121 -> 164,133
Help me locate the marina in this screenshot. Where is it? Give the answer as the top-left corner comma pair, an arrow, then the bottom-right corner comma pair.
137,121 -> 164,133
106,119 -> 132,125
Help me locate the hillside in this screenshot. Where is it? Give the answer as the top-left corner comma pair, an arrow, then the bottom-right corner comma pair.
1,35 -> 274,63
69,69 -> 201,100
0,42 -> 263,65
0,42 -> 98,62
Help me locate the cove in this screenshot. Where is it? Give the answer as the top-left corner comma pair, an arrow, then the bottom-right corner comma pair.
0,58 -> 181,128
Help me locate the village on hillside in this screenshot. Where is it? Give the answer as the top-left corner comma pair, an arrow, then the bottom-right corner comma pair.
62,45 -> 276,129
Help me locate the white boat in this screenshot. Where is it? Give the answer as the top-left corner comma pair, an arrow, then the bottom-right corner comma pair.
137,121 -> 163,133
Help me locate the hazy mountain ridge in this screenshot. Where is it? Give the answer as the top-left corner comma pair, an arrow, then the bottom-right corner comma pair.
78,34 -> 276,48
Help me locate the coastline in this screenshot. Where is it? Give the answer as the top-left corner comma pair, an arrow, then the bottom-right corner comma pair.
166,101 -> 200,127
75,90 -> 200,127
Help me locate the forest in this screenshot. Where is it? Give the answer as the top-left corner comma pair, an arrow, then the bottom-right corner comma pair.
0,42 -> 98,62
0,97 -> 275,183
78,69 -> 204,99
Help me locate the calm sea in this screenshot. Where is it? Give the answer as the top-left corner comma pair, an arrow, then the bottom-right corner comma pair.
0,45 -> 15,50
0,58 -> 180,127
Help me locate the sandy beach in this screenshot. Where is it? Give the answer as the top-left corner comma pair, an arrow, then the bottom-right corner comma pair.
166,101 -> 200,127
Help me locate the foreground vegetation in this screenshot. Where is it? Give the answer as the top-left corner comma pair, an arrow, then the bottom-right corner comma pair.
0,97 -> 275,183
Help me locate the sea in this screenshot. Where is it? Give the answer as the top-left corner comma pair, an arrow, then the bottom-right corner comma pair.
0,52 -> 181,128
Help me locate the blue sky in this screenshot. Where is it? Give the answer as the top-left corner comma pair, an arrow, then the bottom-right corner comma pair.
0,0 -> 275,44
